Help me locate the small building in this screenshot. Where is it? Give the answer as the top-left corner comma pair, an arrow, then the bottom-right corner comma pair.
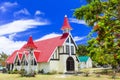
78,56 -> 92,69
6,15 -> 78,73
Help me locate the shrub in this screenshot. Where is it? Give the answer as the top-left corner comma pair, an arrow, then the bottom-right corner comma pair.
38,69 -> 44,74
2,68 -> 7,73
20,69 -> 36,77
19,69 -> 26,77
84,72 -> 89,77
47,70 -> 57,75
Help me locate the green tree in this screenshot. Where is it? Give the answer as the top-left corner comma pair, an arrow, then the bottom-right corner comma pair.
74,0 -> 120,67
0,52 -> 8,67
76,45 -> 88,56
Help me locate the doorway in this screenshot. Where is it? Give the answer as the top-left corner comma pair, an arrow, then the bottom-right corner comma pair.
66,57 -> 74,71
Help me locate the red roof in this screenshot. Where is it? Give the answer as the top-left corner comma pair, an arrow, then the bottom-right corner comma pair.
24,36 -> 37,49
61,15 -> 72,30
34,51 -> 40,62
6,33 -> 69,64
6,50 -> 18,64
18,52 -> 23,60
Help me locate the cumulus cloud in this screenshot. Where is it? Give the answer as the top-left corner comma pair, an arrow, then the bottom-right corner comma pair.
0,19 -> 50,36
36,32 -> 61,41
8,33 -> 16,40
0,2 -> 17,12
0,32 -> 60,54
0,18 -> 50,54
0,36 -> 26,55
69,18 -> 87,25
0,32 -> 87,54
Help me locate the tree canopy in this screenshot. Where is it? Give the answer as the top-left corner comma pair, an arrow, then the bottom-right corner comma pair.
76,45 -> 88,56
74,0 -> 120,67
0,52 -> 8,67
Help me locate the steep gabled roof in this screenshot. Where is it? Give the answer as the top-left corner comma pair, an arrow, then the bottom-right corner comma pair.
6,50 -> 18,64
24,36 -> 37,49
61,15 -> 72,30
33,33 -> 69,62
6,33 -> 69,64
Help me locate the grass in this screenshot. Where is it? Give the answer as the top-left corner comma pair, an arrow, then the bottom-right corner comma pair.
0,73 -> 120,80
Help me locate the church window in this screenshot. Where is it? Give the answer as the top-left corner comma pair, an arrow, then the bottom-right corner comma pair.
34,59 -> 37,65
66,45 -> 69,53
17,60 -> 20,66
71,46 -> 74,54
51,49 -> 59,60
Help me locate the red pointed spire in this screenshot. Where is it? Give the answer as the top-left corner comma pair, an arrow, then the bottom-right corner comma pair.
61,15 -> 72,30
24,36 -> 37,49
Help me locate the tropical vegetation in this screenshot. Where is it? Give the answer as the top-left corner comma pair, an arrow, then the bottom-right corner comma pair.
74,0 -> 120,68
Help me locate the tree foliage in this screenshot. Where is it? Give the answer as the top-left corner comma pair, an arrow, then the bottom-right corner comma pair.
0,52 -> 8,67
76,45 -> 88,56
74,0 -> 120,67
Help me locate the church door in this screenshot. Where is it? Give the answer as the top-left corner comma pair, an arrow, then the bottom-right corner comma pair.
66,57 -> 74,71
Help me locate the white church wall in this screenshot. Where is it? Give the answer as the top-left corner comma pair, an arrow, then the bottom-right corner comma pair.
38,62 -> 50,73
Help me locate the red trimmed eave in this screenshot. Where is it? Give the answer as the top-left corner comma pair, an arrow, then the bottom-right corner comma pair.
23,51 -> 29,60
16,33 -> 69,63
6,50 -> 18,64
61,16 -> 72,30
24,36 -> 37,49
18,52 -> 23,60
34,51 -> 41,62
34,33 -> 69,62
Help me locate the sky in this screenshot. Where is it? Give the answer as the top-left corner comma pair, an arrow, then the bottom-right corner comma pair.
0,0 -> 93,55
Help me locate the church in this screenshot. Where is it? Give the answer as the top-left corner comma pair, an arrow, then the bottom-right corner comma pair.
6,15 -> 78,73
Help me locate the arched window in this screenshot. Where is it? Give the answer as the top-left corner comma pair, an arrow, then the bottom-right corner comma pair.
66,45 -> 69,53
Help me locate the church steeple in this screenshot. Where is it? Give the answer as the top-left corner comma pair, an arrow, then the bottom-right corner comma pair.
24,36 -> 37,50
61,15 -> 72,33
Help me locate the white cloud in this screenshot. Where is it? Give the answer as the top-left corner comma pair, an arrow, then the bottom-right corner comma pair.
0,36 -> 26,55
0,2 -> 17,12
14,8 -> 30,17
36,32 -> 61,41
8,33 -> 16,40
0,19 -> 50,35
35,10 -> 44,16
69,18 -> 87,25
73,36 -> 86,42
0,33 -> 60,54
0,18 -> 49,54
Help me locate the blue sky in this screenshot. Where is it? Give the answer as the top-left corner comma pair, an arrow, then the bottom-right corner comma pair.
0,0 -> 92,54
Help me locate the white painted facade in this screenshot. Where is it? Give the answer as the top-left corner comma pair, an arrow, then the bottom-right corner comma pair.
79,57 -> 92,69
36,35 -> 78,73
12,35 -> 78,73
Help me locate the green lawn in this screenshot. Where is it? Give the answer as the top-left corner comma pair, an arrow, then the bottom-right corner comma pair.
0,73 -> 120,80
